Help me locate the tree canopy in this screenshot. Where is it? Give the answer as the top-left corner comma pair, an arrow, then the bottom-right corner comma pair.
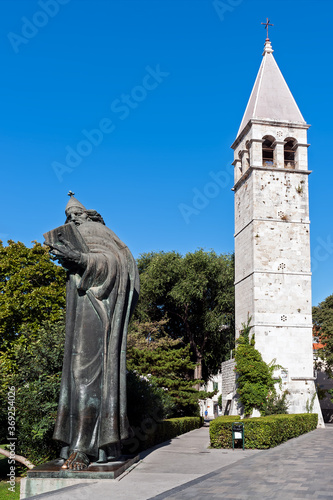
127,320 -> 212,416
313,294 -> 333,376
0,316 -> 66,463
0,240 -> 66,348
134,249 -> 235,380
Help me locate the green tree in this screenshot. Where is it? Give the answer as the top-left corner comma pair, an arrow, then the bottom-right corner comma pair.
127,320 -> 214,416
134,249 -> 234,380
235,318 -> 287,417
313,294 -> 333,376
0,240 -> 66,348
0,239 -> 66,460
0,316 -> 66,463
126,370 -> 175,426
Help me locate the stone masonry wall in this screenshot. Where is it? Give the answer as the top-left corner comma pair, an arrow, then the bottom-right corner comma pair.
221,359 -> 236,415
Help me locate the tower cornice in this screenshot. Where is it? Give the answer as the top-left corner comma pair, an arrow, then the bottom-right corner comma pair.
232,165 -> 311,192
231,119 -> 310,150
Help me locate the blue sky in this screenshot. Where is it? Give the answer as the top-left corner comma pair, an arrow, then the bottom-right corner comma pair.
1,0 -> 332,306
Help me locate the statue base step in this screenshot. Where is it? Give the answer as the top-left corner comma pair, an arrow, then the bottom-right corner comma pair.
20,455 -> 139,498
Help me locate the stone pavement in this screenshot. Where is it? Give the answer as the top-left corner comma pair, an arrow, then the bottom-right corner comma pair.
25,423 -> 333,500
152,425 -> 333,500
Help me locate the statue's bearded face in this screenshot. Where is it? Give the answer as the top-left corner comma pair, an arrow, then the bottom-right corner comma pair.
66,208 -> 89,226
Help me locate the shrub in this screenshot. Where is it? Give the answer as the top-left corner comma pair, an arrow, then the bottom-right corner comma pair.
156,417 -> 203,444
210,414 -> 318,449
235,317 -> 285,416
125,371 -> 204,455
123,416 -> 203,454
261,391 -> 290,416
127,370 -> 175,427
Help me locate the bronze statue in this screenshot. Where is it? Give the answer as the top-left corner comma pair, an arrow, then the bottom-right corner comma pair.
44,193 -> 139,470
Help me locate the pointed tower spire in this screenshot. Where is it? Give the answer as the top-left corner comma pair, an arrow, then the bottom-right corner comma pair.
236,31 -> 305,137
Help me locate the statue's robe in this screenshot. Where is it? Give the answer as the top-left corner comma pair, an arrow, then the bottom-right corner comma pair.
53,221 -> 139,461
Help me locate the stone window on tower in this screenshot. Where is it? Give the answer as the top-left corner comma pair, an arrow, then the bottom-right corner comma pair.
262,136 -> 275,167
245,141 -> 250,168
284,138 -> 296,169
238,144 -> 250,173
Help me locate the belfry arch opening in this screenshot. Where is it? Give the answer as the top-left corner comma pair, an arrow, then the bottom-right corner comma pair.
284,138 -> 296,168
262,136 -> 275,167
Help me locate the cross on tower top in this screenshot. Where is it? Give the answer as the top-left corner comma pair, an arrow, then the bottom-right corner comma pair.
68,190 -> 75,197
261,18 -> 273,40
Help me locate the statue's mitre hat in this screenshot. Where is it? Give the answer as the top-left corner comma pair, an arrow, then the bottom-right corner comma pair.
65,192 -> 87,215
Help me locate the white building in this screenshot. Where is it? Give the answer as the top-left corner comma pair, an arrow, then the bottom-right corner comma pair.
200,373 -> 222,419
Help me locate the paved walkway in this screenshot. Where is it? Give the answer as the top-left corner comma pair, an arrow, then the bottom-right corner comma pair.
26,423 -> 333,500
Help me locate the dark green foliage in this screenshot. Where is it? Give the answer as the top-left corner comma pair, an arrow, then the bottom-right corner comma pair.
235,318 -> 285,416
328,389 -> 333,405
0,240 -> 66,349
127,370 -> 175,427
0,240 -> 66,454
123,416 -> 203,454
13,375 -> 62,464
261,391 -> 290,416
0,317 -> 66,464
127,328 -> 210,417
135,250 -> 235,380
313,294 -> 333,378
210,414 -> 318,449
124,370 -> 176,455
217,393 -> 222,410
154,417 -> 203,444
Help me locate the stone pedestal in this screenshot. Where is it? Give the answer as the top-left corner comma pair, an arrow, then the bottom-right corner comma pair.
20,455 -> 139,499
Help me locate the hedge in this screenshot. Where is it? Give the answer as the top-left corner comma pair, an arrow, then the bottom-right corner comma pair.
154,416 -> 203,444
123,416 -> 203,454
210,414 -> 318,449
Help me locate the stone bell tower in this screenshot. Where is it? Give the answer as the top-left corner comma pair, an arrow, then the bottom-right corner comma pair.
232,34 -> 323,425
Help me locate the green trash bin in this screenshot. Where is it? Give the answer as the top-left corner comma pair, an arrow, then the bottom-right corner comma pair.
232,422 -> 244,450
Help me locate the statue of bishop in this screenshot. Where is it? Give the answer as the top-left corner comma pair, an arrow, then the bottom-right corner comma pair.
44,194 -> 139,470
